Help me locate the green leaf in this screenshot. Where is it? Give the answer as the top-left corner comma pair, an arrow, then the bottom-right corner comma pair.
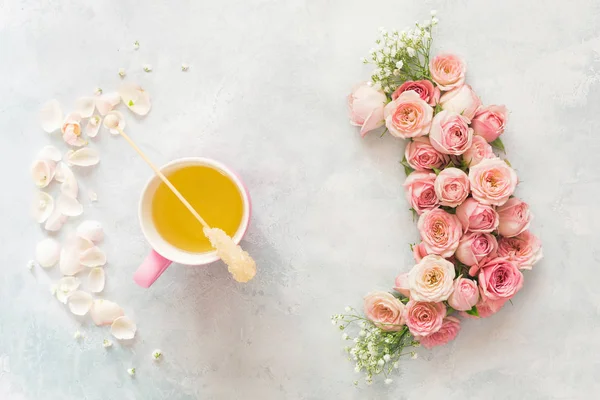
409,243 -> 414,251
466,305 -> 479,317
440,205 -> 457,214
409,208 -> 418,221
432,167 -> 441,175
400,156 -> 414,177
434,103 -> 443,115
490,137 -> 506,153
504,159 -> 512,167
446,306 -> 456,316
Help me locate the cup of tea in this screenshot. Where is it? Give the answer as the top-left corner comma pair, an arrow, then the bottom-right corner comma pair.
134,157 -> 251,288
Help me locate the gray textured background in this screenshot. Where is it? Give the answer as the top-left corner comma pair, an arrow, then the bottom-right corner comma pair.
1,0 -> 599,399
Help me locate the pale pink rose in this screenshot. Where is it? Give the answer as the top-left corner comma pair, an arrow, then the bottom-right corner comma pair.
456,198 -> 499,233
364,291 -> 406,331
403,172 -> 438,214
429,110 -> 473,155
497,230 -> 543,270
448,278 -> 479,311
471,105 -> 508,142
462,135 -> 495,167
408,255 -> 456,302
468,158 -> 517,206
496,197 -> 531,237
478,257 -> 524,302
417,316 -> 461,349
348,82 -> 387,137
417,208 -> 463,258
61,113 -> 85,147
405,136 -> 449,171
434,167 -> 470,207
405,300 -> 446,337
455,232 -> 498,268
429,53 -> 466,91
439,84 -> 481,120
384,90 -> 434,139
393,273 -> 410,297
412,242 -> 430,262
392,80 -> 440,106
461,297 -> 507,319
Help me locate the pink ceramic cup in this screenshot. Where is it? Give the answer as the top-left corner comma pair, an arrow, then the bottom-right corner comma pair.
134,157 -> 251,288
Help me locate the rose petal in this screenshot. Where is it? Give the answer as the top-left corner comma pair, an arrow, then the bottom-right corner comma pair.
88,268 -> 106,293
75,97 -> 96,118
80,246 -> 107,267
118,83 -> 151,116
32,191 -> 54,223
62,130 -> 87,147
85,115 -> 102,138
35,238 -> 61,268
65,148 -> 100,167
31,159 -> 56,188
90,299 -> 124,326
40,100 -> 63,133
37,145 -> 62,162
76,220 -> 104,243
44,210 -> 67,232
59,236 -> 93,275
57,163 -> 78,198
56,194 -> 83,217
103,110 -> 126,135
111,316 -> 137,340
56,277 -> 80,304
67,290 -> 93,315
96,92 -> 121,116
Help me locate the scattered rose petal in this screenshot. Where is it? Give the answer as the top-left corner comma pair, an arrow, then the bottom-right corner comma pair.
32,191 -> 54,223
88,268 -> 106,293
96,92 -> 121,116
66,148 -> 100,167
85,115 -> 102,138
59,236 -> 93,276
35,238 -> 61,268
57,163 -> 79,198
44,209 -> 67,232
56,277 -> 80,303
61,113 -> 86,147
111,316 -> 137,340
90,299 -> 124,326
67,290 -> 93,315
103,339 -> 113,348
56,194 -> 83,217
74,97 -> 95,118
76,220 -> 104,243
31,159 -> 56,188
119,83 -> 151,115
103,110 -> 126,135
88,190 -> 98,202
40,100 -> 63,133
37,145 -> 62,162
80,246 -> 106,267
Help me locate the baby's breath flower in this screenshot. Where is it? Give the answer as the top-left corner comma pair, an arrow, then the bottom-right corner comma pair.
152,349 -> 163,360
396,60 -> 404,69
344,306 -> 352,312
181,63 -> 190,71
431,9 -> 437,16
359,330 -> 366,337
143,64 -> 153,73
73,330 -> 83,340
342,333 -> 349,340
27,260 -> 35,270
127,367 -> 136,376
134,40 -> 140,50
103,339 -> 112,348
118,68 -> 126,78
377,359 -> 385,366
385,378 -> 393,385
383,354 -> 391,362
94,87 -> 103,96
411,352 -> 418,359
432,17 -> 439,25
407,47 -> 416,57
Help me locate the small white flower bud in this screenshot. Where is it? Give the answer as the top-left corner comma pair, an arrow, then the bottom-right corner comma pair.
384,378 -> 393,385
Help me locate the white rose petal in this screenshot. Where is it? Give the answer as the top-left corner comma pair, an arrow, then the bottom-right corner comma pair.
37,145 -> 62,162
111,316 -> 137,340
56,276 -> 80,303
118,83 -> 151,116
76,220 -> 104,243
57,163 -> 79,198
66,148 -> 100,167
59,236 -> 93,276
40,99 -> 63,133
32,191 -> 54,223
103,110 -> 126,135
90,299 -> 124,325
80,246 -> 106,267
31,159 -> 56,188
74,97 -> 96,118
44,209 -> 67,232
67,290 -> 93,316
35,238 -> 61,268
88,267 -> 106,293
85,115 -> 102,138
56,194 -> 83,217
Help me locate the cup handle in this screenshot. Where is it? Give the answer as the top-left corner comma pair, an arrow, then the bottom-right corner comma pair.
133,250 -> 172,288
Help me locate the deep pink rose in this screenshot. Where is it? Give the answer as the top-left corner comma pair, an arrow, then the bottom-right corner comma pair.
392,80 -> 440,106
416,316 -> 461,349
472,105 -> 508,142
497,230 -> 543,270
417,208 -> 463,258
468,158 -> 517,206
496,197 -> 531,237
393,273 -> 410,297
348,82 -> 387,137
456,198 -> 499,233
455,232 -> 498,270
412,242 -> 430,262
403,171 -> 438,214
404,300 -> 446,337
429,53 -> 466,91
429,110 -> 473,155
439,84 -> 481,120
434,167 -> 470,207
461,297 -> 507,319
405,136 -> 449,171
478,257 -> 524,302
462,135 -> 495,167
448,278 -> 479,311
384,91 -> 434,139
364,291 -> 406,331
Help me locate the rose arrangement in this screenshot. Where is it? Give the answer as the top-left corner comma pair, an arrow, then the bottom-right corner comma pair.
335,12 -> 543,386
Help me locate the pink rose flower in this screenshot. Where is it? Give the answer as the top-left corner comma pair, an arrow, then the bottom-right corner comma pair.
434,167 -> 470,207
456,198 -> 499,233
384,90 -> 434,139
439,84 -> 481,120
455,232 -> 498,269
391,80 -> 440,106
496,197 -> 532,237
61,113 -> 85,147
429,110 -> 473,155
403,172 -> 438,215
412,242 -> 430,262
408,255 -> 456,302
448,277 -> 479,311
417,208 -> 463,258
429,53 -> 466,91
497,230 -> 543,270
478,257 -> 524,302
404,300 -> 446,337
461,297 -> 507,319
468,158 -> 518,206
348,82 -> 387,137
393,273 -> 410,297
462,135 -> 495,167
416,316 -> 461,349
405,136 -> 449,171
471,105 -> 508,142
364,291 -> 406,331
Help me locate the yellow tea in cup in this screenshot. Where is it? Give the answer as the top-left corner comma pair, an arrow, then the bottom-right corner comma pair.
151,165 -> 244,253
